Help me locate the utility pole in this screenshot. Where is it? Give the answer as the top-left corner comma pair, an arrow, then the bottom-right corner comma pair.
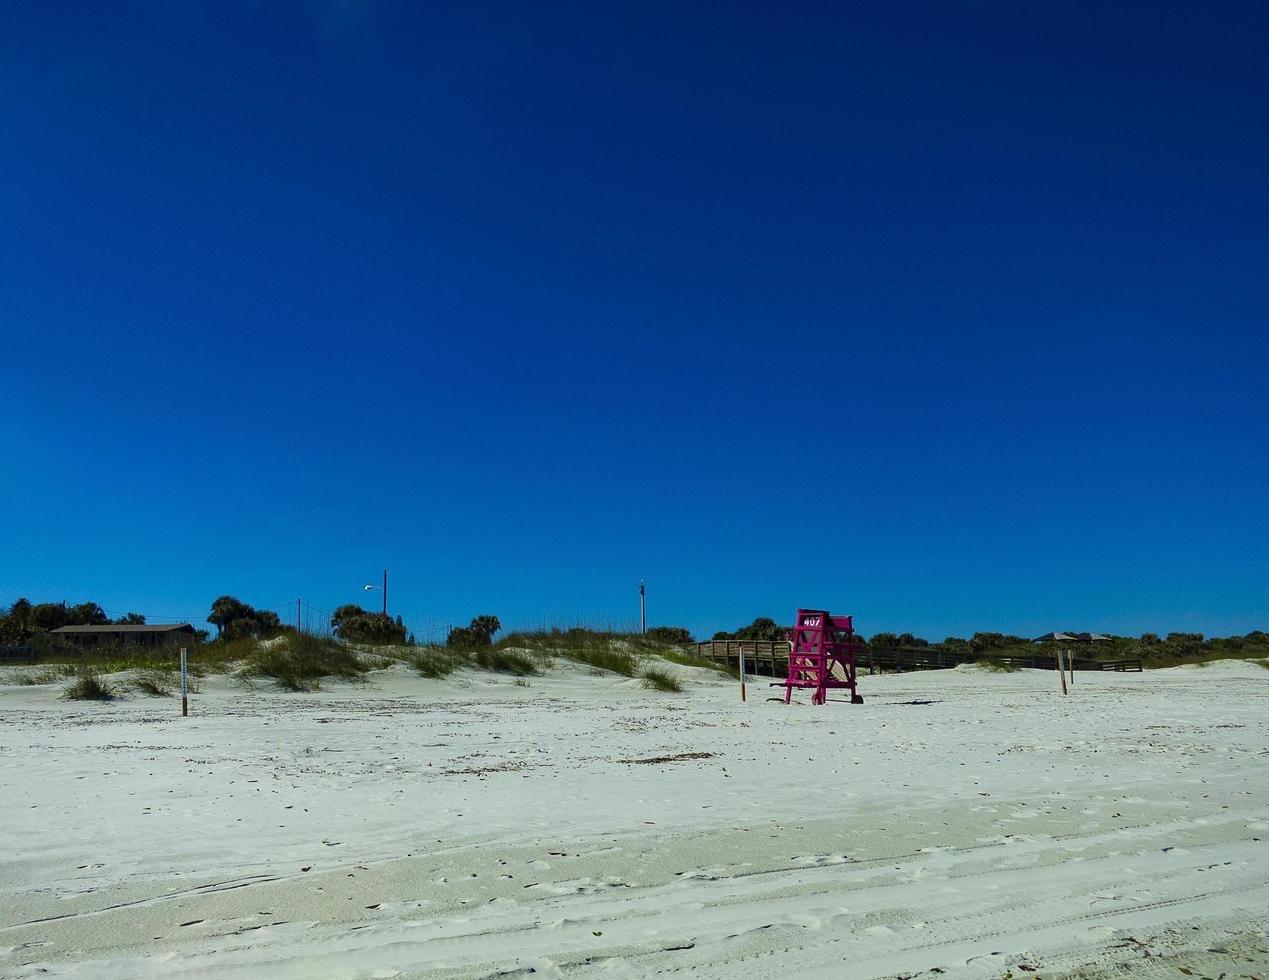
640,581 -> 646,634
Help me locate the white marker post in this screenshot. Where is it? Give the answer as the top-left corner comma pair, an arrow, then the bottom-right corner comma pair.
1056,644 -> 1068,696
180,647 -> 189,717
739,643 -> 746,703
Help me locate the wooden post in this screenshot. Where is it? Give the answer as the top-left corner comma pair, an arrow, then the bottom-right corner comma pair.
739,640 -> 746,702
1067,649 -> 1075,686
180,647 -> 189,716
1056,645 -> 1068,696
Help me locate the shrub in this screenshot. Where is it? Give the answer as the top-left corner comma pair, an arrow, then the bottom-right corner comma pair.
61,668 -> 116,701
448,616 -> 502,649
446,626 -> 478,648
240,633 -> 370,691
645,626 -> 693,644
131,670 -> 173,696
330,606 -> 407,645
641,667 -> 684,692
469,615 -> 501,645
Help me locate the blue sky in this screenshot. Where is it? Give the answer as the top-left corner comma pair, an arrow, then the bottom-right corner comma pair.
2,2 -> 1266,642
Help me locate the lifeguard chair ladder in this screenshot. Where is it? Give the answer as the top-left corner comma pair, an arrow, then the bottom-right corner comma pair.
772,608 -> 864,705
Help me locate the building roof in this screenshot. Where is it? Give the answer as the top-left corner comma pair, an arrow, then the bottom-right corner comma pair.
49,623 -> 196,634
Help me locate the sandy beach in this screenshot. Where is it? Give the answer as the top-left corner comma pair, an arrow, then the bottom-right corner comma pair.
2,658 -> 1266,979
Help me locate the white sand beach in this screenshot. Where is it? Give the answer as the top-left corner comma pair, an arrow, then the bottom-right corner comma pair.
2,658 -> 1266,978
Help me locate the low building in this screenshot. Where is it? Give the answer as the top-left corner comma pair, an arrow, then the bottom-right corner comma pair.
48,624 -> 197,648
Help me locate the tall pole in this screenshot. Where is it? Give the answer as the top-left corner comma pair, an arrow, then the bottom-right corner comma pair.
383,569 -> 388,617
640,581 -> 645,634
180,647 -> 188,717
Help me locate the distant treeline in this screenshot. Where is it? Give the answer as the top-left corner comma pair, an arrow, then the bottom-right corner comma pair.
5,599 -> 1265,667
0,596 -> 408,648
710,617 -> 1269,667
0,599 -> 149,644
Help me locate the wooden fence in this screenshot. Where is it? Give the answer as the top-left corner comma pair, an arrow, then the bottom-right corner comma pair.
689,641 -> 1140,675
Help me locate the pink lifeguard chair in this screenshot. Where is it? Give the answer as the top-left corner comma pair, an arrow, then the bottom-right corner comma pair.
772,609 -> 864,705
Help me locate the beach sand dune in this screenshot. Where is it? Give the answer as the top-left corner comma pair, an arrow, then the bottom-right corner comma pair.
1,660 -> 1266,978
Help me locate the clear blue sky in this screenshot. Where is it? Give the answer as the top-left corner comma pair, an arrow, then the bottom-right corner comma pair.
2,2 -> 1266,642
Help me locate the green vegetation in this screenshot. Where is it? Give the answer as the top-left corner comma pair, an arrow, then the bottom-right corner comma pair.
644,625 -> 693,644
640,667 -> 684,692
713,617 -> 780,641
60,668 -> 116,701
447,615 -> 502,649
561,645 -> 638,676
10,592 -> 1266,685
3,665 -> 74,685
207,596 -> 281,641
653,648 -> 740,677
130,669 -> 174,697
975,658 -> 1019,673
468,647 -> 538,675
331,605 -> 407,645
238,633 -> 371,691
406,642 -> 538,678
864,628 -> 1269,670
407,647 -> 460,678
494,627 -> 640,676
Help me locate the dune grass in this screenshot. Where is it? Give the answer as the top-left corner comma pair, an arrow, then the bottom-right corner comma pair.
129,669 -> 175,697
640,667 -> 684,692
238,633 -> 370,691
4,665 -> 74,685
408,644 -> 540,678
654,648 -> 739,678
407,647 -> 460,678
560,646 -> 638,676
469,647 -> 539,676
492,628 -> 640,676
60,668 -> 116,701
974,658 -> 1019,672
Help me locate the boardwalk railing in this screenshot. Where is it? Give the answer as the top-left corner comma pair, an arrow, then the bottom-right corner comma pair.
689,641 -> 1141,675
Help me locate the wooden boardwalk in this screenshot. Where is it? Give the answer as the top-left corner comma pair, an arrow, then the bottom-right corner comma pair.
689,640 -> 1141,675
